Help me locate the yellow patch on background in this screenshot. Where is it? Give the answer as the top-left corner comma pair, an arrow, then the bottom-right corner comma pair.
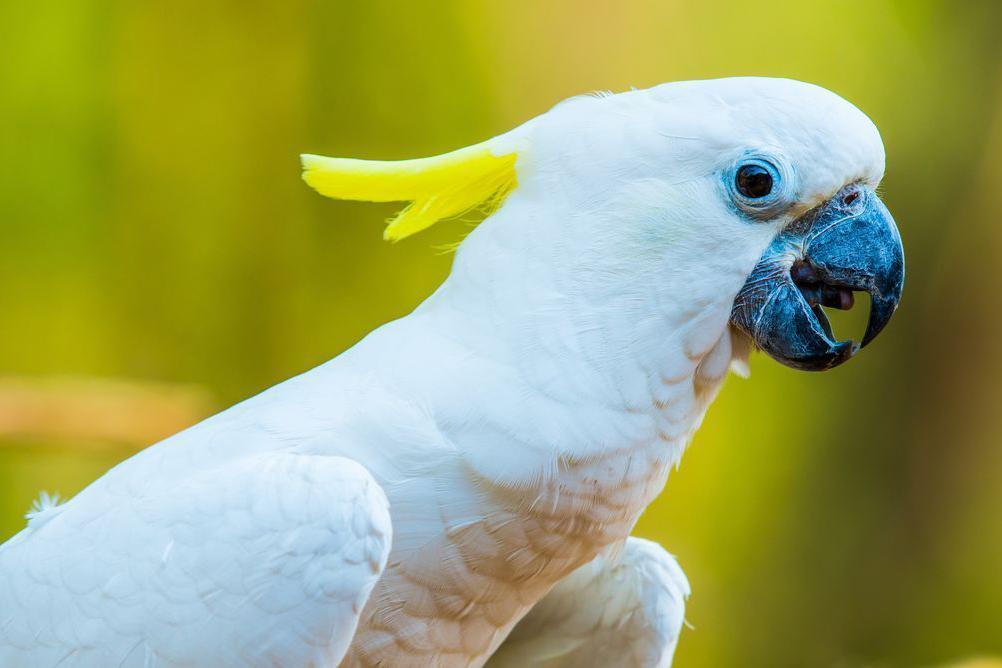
301,142 -> 518,241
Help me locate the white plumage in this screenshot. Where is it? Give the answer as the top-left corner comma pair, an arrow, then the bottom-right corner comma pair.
487,537 -> 690,667
1,439 -> 390,666
0,77 -> 888,667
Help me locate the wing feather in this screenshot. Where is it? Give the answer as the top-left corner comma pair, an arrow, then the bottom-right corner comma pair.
0,451 -> 391,668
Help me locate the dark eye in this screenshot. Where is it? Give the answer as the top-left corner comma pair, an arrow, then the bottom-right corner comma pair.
735,164 -> 774,199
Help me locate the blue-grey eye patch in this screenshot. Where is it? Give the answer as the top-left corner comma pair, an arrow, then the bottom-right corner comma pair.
726,155 -> 793,220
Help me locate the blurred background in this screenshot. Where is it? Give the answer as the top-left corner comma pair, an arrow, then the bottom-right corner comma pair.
1,1 -> 1001,666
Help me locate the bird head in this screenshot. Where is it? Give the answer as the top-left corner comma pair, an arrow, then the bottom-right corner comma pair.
303,77 -> 904,375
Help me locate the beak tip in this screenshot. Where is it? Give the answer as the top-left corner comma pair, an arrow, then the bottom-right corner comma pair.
827,339 -> 857,369
859,293 -> 902,349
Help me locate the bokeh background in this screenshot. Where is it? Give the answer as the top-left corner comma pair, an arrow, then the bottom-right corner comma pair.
2,1 -> 1001,666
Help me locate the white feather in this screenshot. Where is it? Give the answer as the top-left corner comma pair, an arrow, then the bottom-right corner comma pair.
488,537 -> 690,667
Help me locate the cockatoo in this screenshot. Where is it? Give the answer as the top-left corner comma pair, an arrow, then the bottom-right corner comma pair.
0,77 -> 904,667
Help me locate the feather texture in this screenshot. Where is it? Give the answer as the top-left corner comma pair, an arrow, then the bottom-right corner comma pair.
488,538 -> 690,668
301,143 -> 518,241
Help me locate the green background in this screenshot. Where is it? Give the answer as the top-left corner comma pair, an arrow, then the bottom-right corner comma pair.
2,1 -> 1001,666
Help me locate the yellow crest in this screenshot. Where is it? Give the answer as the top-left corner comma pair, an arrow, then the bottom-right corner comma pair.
301,141 -> 518,242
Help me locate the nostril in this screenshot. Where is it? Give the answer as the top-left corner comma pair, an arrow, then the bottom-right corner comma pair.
842,189 -> 860,206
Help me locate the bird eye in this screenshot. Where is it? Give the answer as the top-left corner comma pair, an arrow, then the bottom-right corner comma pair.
727,156 -> 792,220
735,163 -> 774,199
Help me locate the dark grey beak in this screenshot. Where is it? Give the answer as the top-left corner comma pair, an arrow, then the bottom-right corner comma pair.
730,185 -> 904,371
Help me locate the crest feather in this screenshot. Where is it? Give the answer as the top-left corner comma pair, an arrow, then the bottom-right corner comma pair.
301,142 -> 518,241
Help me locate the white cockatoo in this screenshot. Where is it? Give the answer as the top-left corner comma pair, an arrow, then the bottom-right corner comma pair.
0,77 -> 904,667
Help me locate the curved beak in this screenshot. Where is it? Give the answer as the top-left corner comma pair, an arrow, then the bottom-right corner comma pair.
730,186 -> 905,371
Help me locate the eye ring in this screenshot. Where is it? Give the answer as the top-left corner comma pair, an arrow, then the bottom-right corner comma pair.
726,156 -> 792,219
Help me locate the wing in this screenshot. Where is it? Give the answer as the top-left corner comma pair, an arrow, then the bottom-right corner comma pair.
487,537 -> 690,668
0,452 -> 391,668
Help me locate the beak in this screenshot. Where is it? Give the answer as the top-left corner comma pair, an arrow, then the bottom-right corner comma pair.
730,185 -> 905,371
